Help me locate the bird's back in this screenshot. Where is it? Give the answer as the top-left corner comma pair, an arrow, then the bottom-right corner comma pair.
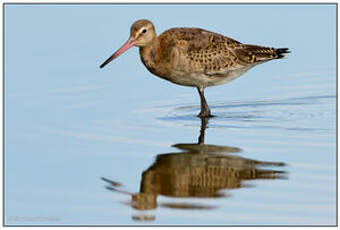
157,27 -> 288,79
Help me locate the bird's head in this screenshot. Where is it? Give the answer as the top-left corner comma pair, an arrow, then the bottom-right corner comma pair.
130,19 -> 156,47
100,19 -> 156,68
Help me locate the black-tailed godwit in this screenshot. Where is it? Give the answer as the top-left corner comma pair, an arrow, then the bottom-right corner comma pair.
100,19 -> 289,117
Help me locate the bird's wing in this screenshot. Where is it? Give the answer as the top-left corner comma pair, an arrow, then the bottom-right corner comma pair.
158,27 -> 242,73
158,28 -> 289,76
200,42 -> 289,76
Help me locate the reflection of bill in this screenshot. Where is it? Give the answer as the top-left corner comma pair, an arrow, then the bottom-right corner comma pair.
102,117 -> 287,220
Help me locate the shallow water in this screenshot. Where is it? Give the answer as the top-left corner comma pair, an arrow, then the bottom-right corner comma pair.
4,4 -> 336,226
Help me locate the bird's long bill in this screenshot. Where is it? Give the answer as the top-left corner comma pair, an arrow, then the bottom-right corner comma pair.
99,37 -> 136,68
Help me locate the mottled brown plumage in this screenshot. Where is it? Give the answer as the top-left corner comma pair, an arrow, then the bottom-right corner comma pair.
100,19 -> 289,117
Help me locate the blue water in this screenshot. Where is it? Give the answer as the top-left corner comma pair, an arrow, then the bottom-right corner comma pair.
4,4 -> 336,225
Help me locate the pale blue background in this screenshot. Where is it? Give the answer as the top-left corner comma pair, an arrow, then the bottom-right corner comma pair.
4,4 -> 336,225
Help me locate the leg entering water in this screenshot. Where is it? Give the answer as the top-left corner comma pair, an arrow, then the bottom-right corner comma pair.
197,87 -> 212,118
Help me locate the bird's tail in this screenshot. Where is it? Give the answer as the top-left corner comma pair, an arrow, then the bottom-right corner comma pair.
274,48 -> 290,59
236,45 -> 290,63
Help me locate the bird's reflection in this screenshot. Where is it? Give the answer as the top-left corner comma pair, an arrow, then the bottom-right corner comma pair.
102,117 -> 287,221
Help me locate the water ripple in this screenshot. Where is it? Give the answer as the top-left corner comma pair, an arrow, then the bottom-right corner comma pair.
154,94 -> 335,133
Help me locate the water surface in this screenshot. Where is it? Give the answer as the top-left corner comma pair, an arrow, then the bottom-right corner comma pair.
4,4 -> 336,225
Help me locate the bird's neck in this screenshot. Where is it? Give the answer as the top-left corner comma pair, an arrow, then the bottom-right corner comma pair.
139,39 -> 161,74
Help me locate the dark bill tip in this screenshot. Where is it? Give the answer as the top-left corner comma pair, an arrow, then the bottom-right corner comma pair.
99,37 -> 136,69
99,55 -> 114,69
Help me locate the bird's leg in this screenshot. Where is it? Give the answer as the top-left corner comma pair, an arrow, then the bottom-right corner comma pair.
197,87 -> 212,118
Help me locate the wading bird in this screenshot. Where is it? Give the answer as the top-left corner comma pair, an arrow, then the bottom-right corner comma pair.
100,19 -> 289,117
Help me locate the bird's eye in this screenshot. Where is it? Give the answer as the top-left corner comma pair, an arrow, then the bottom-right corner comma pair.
142,29 -> 147,34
